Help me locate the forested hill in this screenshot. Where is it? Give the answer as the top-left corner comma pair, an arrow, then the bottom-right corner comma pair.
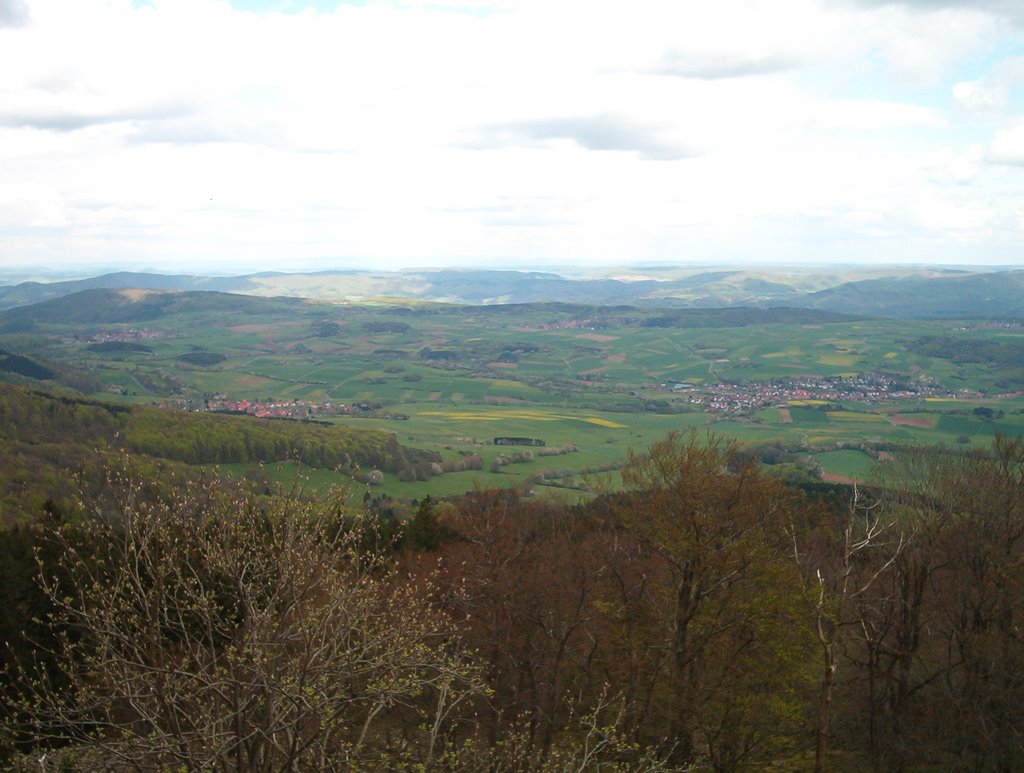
801,270 -> 1024,318
0,287 -> 860,330
0,287 -> 310,326
0,385 -> 433,526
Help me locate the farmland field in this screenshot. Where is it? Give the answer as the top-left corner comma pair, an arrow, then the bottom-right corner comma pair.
2,289 -> 1022,497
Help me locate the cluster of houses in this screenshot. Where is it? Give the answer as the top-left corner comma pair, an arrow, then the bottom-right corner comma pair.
661,373 -> 976,413
85,328 -> 172,343
533,318 -> 603,331
165,396 -> 374,420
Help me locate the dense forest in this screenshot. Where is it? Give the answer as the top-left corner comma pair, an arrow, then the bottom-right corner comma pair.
1,412 -> 1022,770
0,385 -> 435,526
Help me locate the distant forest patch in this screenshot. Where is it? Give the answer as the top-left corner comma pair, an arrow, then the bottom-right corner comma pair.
363,321 -> 411,334
177,352 -> 226,366
0,349 -> 54,380
638,307 -> 855,328
908,336 -> 1024,368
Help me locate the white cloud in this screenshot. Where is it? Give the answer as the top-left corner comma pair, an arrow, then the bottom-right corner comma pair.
809,100 -> 946,130
842,3 -> 1000,88
845,0 -> 1024,28
652,0 -> 839,79
0,0 -> 1022,272
951,54 -> 1024,119
0,0 -> 27,27
917,144 -> 985,184
953,80 -> 1008,113
990,121 -> 1024,165
469,115 -> 697,160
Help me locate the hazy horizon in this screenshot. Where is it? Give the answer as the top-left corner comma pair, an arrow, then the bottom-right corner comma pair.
2,260 -> 1022,288
3,0 -> 1024,274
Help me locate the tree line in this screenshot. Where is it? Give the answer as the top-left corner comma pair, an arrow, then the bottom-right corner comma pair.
0,385 -> 434,526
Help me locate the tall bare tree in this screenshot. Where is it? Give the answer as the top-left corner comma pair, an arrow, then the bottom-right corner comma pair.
6,470 -> 486,771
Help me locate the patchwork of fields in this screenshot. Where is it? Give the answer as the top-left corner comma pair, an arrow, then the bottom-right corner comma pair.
4,292 -> 1023,498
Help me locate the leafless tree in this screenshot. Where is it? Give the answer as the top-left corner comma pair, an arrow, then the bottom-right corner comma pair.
789,482 -> 904,773
6,469 -> 486,771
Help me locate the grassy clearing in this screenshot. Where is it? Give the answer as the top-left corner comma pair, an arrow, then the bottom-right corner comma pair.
814,449 -> 878,479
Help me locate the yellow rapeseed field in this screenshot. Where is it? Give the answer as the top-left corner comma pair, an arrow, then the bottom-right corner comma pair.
418,409 -> 626,428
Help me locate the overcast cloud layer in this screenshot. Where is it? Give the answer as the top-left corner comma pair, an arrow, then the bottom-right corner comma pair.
2,0 -> 1024,274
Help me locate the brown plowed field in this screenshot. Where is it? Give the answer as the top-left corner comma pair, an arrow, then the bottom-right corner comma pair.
889,415 -> 935,428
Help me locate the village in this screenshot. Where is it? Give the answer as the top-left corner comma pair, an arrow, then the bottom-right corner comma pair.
159,370 -> 987,424
84,328 -> 174,343
660,372 -> 979,413
164,395 -> 374,420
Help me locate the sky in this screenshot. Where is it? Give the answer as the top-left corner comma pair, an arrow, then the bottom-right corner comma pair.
2,0 -> 1024,276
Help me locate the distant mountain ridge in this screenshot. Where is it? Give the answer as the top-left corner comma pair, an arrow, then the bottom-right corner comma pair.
0,266 -> 1020,318
0,288 -> 858,330
0,272 -> 260,309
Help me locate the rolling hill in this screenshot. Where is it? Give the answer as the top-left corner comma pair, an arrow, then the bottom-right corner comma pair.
0,266 -> 1020,319
800,271 -> 1024,318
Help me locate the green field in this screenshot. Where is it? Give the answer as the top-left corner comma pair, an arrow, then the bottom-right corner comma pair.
3,291 -> 1023,496
814,449 -> 878,480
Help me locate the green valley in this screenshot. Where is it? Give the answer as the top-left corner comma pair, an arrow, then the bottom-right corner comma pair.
1,287 -> 1021,503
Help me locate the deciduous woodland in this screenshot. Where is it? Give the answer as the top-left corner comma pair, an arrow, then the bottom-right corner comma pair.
2,429 -> 1022,771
